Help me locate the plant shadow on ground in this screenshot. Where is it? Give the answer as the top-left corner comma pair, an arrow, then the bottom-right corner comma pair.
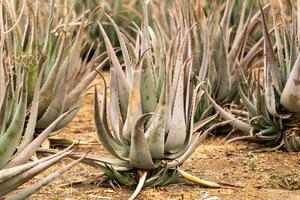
27,72 -> 300,200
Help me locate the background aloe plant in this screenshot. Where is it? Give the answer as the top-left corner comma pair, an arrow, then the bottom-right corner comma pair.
0,1 -> 93,198
1,0 -> 108,141
0,26 -> 81,200
212,1 -> 300,151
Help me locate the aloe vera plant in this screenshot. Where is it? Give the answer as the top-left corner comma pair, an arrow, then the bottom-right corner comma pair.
2,0 -> 107,142
0,47 -> 82,199
78,2 -> 232,199
210,1 -> 300,151
0,1 -> 88,198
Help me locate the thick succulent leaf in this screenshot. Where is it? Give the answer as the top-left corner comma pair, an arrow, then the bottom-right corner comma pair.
0,144 -> 74,181
280,54 -> 300,113
259,1 -> 283,94
193,112 -> 219,133
165,67 -> 186,152
216,27 -> 231,100
141,66 -> 158,114
37,148 -> 130,168
65,58 -> 108,109
167,120 -> 233,168
98,22 -> 129,118
109,69 -> 125,143
36,70 -> 68,129
94,68 -> 126,145
6,155 -> 84,200
165,84 -> 204,160
0,83 -> 9,134
198,13 -> 211,83
5,109 -> 77,168
129,114 -> 156,169
0,82 -> 27,168
140,12 -> 158,114
105,14 -> 132,82
0,149 -> 72,197
271,6 -> 284,68
256,127 -> 280,141
54,97 -> 84,131
18,63 -> 45,152
145,84 -> 167,159
108,165 -> 136,186
128,170 -> 147,200
206,91 -> 252,132
123,70 -> 143,141
238,85 -> 257,116
38,34 -> 66,115
166,132 -> 201,168
63,17 -> 85,86
264,54 -> 278,117
94,87 -> 129,161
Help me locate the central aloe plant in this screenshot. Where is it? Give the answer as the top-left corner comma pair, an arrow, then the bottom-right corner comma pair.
83,2 -> 227,199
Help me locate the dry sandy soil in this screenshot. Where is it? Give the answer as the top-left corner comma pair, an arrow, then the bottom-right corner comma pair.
16,72 -> 300,200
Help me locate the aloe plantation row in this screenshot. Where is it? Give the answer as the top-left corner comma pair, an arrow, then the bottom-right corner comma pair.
0,0 -> 300,199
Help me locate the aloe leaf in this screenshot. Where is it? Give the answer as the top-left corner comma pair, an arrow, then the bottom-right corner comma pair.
0,80 -> 27,168
93,68 -> 125,145
109,165 -> 136,186
165,67 -> 186,152
37,148 -> 130,167
271,6 -> 284,68
0,83 -> 9,134
165,83 -> 203,160
144,168 -> 165,187
259,0 -> 283,94
94,87 -> 129,161
141,66 -> 158,114
36,68 -> 69,129
109,69 -> 125,143
140,9 -> 158,114
98,22 -> 129,118
166,112 -> 219,160
123,70 -> 143,141
105,14 -> 132,82
18,62 -> 45,152
129,113 -> 156,169
167,132 -> 201,168
65,57 -> 108,109
5,109 -> 77,168
167,120 -> 234,168
145,83 -> 166,159
6,155 -> 84,200
205,91 -> 252,132
215,25 -> 231,100
198,15 -> 211,83
128,171 -> 147,200
54,97 -> 84,131
65,15 -> 85,84
193,112 -> 219,133
0,144 -> 74,181
264,52 -> 278,117
280,54 -> 300,113
162,168 -> 179,186
256,127 -> 280,141
238,85 -> 257,116
0,149 -> 73,197
40,32 -> 65,91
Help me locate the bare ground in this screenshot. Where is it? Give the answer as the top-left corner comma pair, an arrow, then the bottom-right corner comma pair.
23,72 -> 300,200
